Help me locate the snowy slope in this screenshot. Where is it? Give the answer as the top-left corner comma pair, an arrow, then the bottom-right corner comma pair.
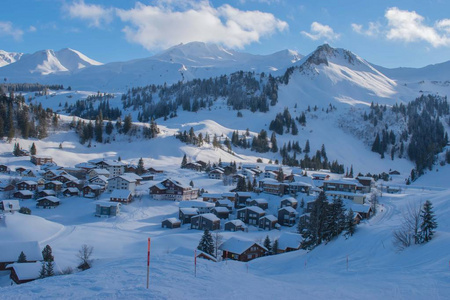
0,50 -> 23,67
373,60 -> 450,82
0,48 -> 102,80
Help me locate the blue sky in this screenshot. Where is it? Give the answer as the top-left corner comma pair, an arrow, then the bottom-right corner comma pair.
1,0 -> 450,67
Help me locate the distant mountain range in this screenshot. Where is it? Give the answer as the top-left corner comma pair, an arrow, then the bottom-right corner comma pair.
1,42 -> 450,101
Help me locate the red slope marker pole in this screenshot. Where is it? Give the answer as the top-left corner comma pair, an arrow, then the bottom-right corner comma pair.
194,250 -> 197,277
147,238 -> 151,289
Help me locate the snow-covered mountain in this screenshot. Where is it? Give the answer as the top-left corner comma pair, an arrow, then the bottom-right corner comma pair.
0,48 -> 102,78
0,50 -> 23,67
0,42 -> 301,90
279,44 -> 415,108
372,60 -> 450,82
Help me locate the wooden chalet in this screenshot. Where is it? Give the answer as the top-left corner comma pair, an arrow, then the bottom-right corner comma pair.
62,187 -> 79,197
179,208 -> 199,224
278,207 -> 298,227
31,155 -> 53,165
6,262 -> 42,284
190,213 -> 220,231
237,206 -> 265,225
276,233 -> 302,254
0,164 -> 9,172
15,167 -> 26,175
36,196 -> 60,208
13,190 -> 33,199
235,192 -> 252,209
82,185 -> 103,198
280,196 -> 298,209
220,237 -> 267,262
246,198 -> 268,210
95,202 -> 121,217
0,182 -> 15,192
208,168 -> 224,179
212,206 -> 230,219
110,189 -> 133,203
202,193 -> 223,202
224,220 -> 247,232
258,215 -> 278,230
184,162 -> 203,172
38,189 -> 56,198
161,218 -> 181,229
0,200 -> 20,212
150,179 -> 198,201
215,199 -> 234,211
17,181 -> 37,191
44,180 -> 63,191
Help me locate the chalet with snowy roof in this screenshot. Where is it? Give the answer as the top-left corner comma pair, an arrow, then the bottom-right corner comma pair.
288,181 -> 312,195
215,199 -> 234,211
88,168 -> 110,179
140,173 -> 154,181
95,201 -> 121,217
74,162 -> 96,170
220,237 -> 267,262
147,167 -> 164,174
212,206 -> 230,219
53,173 -> 78,184
386,186 -> 401,194
202,193 -> 223,202
356,176 -> 374,193
125,164 -> 138,173
17,180 -> 37,191
13,190 -> 33,199
232,174 -> 246,184
0,164 -> 9,172
36,196 -> 60,208
258,215 -> 278,230
110,189 -> 133,203
196,250 -> 217,262
311,173 -> 330,181
161,218 -> 181,229
38,189 -> 56,198
259,178 -> 288,195
22,169 -> 37,177
64,179 -> 80,189
107,175 -> 137,194
179,208 -> 199,224
89,159 -> 126,177
0,241 -> 42,270
184,162 -> 203,172
0,182 -> 15,192
326,191 -> 366,204
43,169 -> 66,180
150,178 -> 198,201
62,167 -> 86,179
276,233 -> 302,254
323,179 -> 363,193
82,185 -> 103,198
237,206 -> 265,225
44,180 -> 63,191
280,196 -> 298,209
62,187 -> 79,197
123,173 -> 143,185
191,213 -> 220,231
224,220 -> 247,232
88,175 -> 108,187
222,192 -> 237,202
31,155 -> 53,165
0,200 -> 20,212
6,262 -> 42,284
278,207 -> 298,227
179,200 -> 215,213
209,168 -> 224,180
15,167 -> 26,175
235,192 -> 252,209
247,198 -> 269,210
347,203 -> 373,220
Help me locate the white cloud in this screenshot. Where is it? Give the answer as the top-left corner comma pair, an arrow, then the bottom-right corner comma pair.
385,7 -> 450,47
115,1 -> 288,50
351,22 -> 380,37
66,0 -> 113,28
301,22 -> 340,41
28,25 -> 37,33
0,21 -> 23,41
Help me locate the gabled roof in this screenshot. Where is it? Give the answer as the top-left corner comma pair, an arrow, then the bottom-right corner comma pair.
249,198 -> 268,204
90,168 -> 110,175
179,207 -> 199,215
277,233 -> 302,251
192,213 -> 220,222
110,189 -> 132,199
217,199 -> 233,206
179,200 -> 214,209
279,206 -> 297,213
202,193 -> 223,199
225,219 -> 246,227
89,175 -> 108,183
213,206 -> 230,213
238,206 -> 265,214
0,200 -> 20,210
37,196 -> 60,203
0,241 -> 42,262
123,173 -> 143,181
85,184 -> 102,190
6,262 -> 42,281
14,190 -> 33,196
18,180 -> 37,185
260,214 -> 278,222
281,196 -> 298,204
219,237 -> 267,254
95,201 -> 121,208
163,217 -> 181,224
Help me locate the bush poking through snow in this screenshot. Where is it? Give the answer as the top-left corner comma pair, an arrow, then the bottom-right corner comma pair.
77,244 -> 94,271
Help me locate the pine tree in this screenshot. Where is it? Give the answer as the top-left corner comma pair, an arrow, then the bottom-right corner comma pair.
236,177 -> 247,192
42,245 -> 54,262
17,251 -> 27,263
419,200 -> 437,243
30,142 -> 37,155
137,158 -> 145,175
123,114 -> 132,134
263,235 -> 272,255
39,262 -> 47,278
197,229 -> 215,256
181,154 -> 187,168
304,139 -> 310,154
344,209 -> 356,238
105,121 -> 114,135
272,239 -> 279,255
270,132 -> 278,153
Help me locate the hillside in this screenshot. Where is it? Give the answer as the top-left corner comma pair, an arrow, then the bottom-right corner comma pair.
0,50 -> 23,67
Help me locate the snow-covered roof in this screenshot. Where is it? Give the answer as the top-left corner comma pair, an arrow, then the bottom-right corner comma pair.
249,198 -> 268,204
217,199 -> 233,206
325,179 -> 363,187
110,189 -> 132,199
0,200 -> 20,211
108,175 -> 137,183
222,191 -> 237,197
225,219 -> 246,227
90,168 -> 110,175
6,262 -> 42,281
193,213 -> 220,222
213,206 -> 229,213
179,207 -> 199,215
96,201 -> 121,208
236,192 -> 252,197
202,193 -> 223,199
277,233 -> 302,251
179,200 -> 214,208
163,218 -> 181,224
86,184 -> 102,190
123,173 -> 143,180
219,237 -> 267,254
15,190 -> 33,196
90,175 -> 108,183
279,206 -> 297,213
46,180 -> 63,185
325,191 -> 364,197
75,162 -> 96,169
281,196 -> 298,203
63,187 -> 79,193
18,180 -> 37,185
0,241 -> 42,262
37,196 -> 60,203
40,189 -> 56,195
238,206 -> 265,214
261,214 -> 277,222
264,165 -> 281,172
103,159 -> 126,167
